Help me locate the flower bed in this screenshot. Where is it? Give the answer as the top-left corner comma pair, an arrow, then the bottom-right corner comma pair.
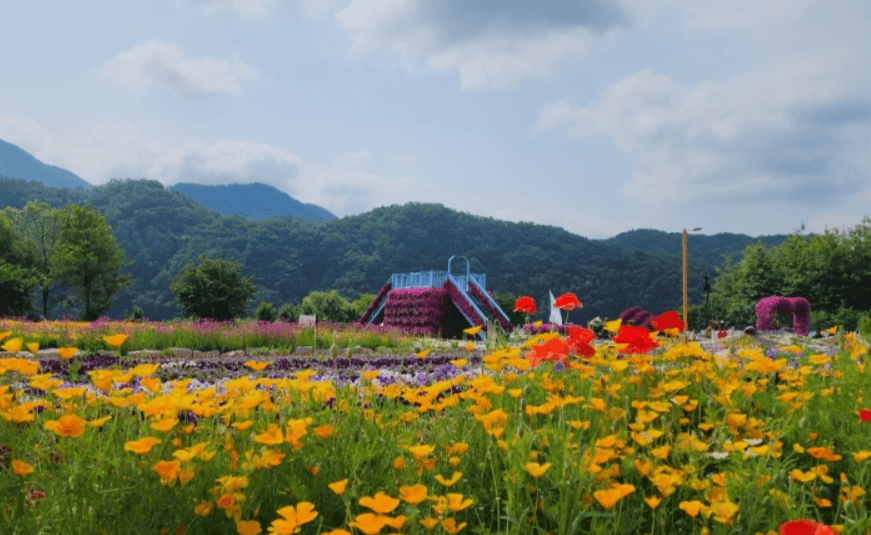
382,286 -> 469,339
1,325 -> 869,534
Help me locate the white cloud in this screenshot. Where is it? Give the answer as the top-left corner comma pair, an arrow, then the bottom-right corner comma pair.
536,48 -> 871,210
299,162 -> 413,215
189,0 -> 278,17
102,40 -> 256,97
427,30 -> 592,91
0,119 -> 300,193
335,0 -> 627,89
144,140 -> 301,190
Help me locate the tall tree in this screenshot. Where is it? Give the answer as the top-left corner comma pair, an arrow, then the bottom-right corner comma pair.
51,204 -> 132,321
170,255 -> 256,321
0,212 -> 36,315
3,200 -> 65,317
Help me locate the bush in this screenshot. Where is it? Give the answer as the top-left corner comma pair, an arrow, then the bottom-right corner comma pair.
255,301 -> 277,322
169,255 -> 256,321
299,290 -> 356,323
277,303 -> 299,322
811,306 -> 868,333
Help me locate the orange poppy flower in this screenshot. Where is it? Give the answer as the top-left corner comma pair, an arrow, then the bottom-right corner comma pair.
553,292 -> 582,311
269,502 -> 317,535
103,334 -> 129,348
358,492 -> 400,514
44,414 -> 86,438
57,347 -> 79,360
399,484 -> 427,504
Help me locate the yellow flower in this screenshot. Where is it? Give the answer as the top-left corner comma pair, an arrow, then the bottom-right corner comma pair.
415,349 -> 431,359
131,363 -> 160,377
152,460 -> 181,483
464,342 -> 475,351
644,495 -> 662,509
328,479 -> 348,495
440,518 -> 468,535
447,493 -> 474,512
463,325 -> 482,336
151,417 -> 178,432
244,360 -> 271,371
679,500 -> 704,517
103,333 -> 129,348
524,462 -> 551,479
44,414 -> 86,438
26,342 -> 39,354
88,415 -> 113,428
349,513 -> 390,535
358,491 -> 400,514
450,359 -> 467,367
2,337 -> 23,353
361,370 -> 380,381
194,502 -> 213,517
269,502 -> 318,535
12,460 -> 34,476
434,471 -> 463,487
312,425 -> 334,439
235,520 -> 262,535
593,484 -> 635,509
398,484 -> 427,504
57,347 -> 78,360
254,424 -> 285,446
419,518 -> 439,530
125,436 -> 163,454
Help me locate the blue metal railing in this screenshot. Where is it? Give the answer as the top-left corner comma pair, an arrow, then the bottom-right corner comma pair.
391,270 -> 486,290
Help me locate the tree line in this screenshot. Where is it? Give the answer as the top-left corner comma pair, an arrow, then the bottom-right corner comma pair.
1,176 -> 868,332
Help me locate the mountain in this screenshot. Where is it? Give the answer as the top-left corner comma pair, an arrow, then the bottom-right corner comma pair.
0,139 -> 92,190
0,177 -> 797,323
169,182 -> 336,222
603,228 -> 801,266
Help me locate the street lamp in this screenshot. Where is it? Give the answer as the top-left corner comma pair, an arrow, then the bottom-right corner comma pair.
682,227 -> 702,340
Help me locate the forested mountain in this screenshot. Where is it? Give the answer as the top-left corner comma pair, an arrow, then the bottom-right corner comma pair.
0,139 -> 92,190
2,176 -> 801,324
169,182 -> 336,222
604,229 -> 794,266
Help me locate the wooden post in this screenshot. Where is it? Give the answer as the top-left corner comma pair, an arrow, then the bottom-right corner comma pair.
682,229 -> 688,342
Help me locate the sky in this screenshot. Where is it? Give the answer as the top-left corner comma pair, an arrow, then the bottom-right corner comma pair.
1,0 -> 869,240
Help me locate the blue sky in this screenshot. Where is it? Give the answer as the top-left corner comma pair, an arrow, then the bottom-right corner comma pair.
2,0 -> 869,239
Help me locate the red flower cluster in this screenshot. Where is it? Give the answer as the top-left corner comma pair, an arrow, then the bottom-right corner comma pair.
514,296 -> 536,315
779,520 -> 834,535
553,292 -> 582,311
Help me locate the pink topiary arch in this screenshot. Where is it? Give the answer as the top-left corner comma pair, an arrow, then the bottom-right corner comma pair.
754,295 -> 811,336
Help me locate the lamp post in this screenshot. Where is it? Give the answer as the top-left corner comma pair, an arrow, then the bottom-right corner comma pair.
682,227 -> 701,341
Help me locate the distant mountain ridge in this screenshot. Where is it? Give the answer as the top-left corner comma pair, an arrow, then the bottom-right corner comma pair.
169,182 -> 336,222
0,139 -> 92,190
0,137 -> 336,222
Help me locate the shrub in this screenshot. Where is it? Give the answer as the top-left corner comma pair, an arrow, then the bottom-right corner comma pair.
277,303 -> 299,322
255,301 -> 277,322
299,290 -> 357,323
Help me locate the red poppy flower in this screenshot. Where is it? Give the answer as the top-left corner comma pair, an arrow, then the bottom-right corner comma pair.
553,293 -> 582,311
514,296 -> 536,315
566,326 -> 596,357
650,311 -> 684,333
525,338 -> 569,368
778,520 -> 835,535
717,330 -> 728,339
859,409 -> 871,422
613,324 -> 659,354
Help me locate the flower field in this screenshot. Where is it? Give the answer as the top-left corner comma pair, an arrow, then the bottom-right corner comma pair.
1,317 -> 870,534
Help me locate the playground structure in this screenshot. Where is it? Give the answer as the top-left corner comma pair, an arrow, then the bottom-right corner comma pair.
359,256 -> 513,340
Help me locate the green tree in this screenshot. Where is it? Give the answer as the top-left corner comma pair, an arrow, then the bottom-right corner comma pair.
350,293 -> 376,318
51,204 -> 132,321
3,200 -> 65,317
299,290 -> 356,323
170,255 -> 256,321
0,212 -> 36,315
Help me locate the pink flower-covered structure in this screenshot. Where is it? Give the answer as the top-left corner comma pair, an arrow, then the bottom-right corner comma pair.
359,256 -> 513,339
754,295 -> 811,336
